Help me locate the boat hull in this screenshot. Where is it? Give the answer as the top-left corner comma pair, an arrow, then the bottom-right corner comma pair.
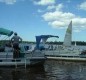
0,57 -> 46,67
0,50 -> 46,67
47,56 -> 86,61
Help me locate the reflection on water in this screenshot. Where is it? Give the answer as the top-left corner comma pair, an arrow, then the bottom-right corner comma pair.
0,66 -> 45,80
0,60 -> 86,80
45,60 -> 86,80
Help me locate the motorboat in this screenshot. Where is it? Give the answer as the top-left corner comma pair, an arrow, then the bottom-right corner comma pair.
0,28 -> 46,67
35,21 -> 86,61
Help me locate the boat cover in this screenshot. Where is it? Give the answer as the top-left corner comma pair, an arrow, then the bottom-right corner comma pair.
36,35 -> 59,49
0,28 -> 13,36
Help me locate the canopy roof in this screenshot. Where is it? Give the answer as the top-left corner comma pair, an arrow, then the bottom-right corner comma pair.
0,28 -> 13,36
36,35 -> 59,49
37,35 -> 59,39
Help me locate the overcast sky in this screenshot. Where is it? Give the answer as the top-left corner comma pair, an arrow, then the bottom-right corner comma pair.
0,0 -> 86,41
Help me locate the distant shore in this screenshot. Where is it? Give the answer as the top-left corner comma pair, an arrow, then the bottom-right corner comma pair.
0,40 -> 86,46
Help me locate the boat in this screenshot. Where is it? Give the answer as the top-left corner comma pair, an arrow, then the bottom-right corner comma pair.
0,28 -> 46,67
36,21 -> 86,61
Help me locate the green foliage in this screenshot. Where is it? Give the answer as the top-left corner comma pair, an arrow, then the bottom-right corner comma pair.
0,40 -> 86,45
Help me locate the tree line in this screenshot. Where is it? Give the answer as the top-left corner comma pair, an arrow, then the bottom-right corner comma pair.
0,40 -> 86,46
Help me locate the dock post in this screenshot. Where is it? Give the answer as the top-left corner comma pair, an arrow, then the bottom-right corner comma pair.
15,59 -> 17,68
25,58 -> 26,69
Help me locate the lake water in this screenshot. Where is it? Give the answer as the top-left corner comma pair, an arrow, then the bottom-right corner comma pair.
0,60 -> 86,80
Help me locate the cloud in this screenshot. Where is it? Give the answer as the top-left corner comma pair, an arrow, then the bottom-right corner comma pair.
47,4 -> 63,11
0,0 -> 17,4
79,1 -> 86,10
55,4 -> 63,11
42,11 -> 75,21
48,21 -> 66,29
31,0 -> 86,32
33,0 -> 55,6
47,5 -> 55,10
72,18 -> 86,26
37,9 -> 44,13
37,3 -> 63,14
73,29 -> 81,33
67,0 -> 71,3
42,10 -> 86,32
